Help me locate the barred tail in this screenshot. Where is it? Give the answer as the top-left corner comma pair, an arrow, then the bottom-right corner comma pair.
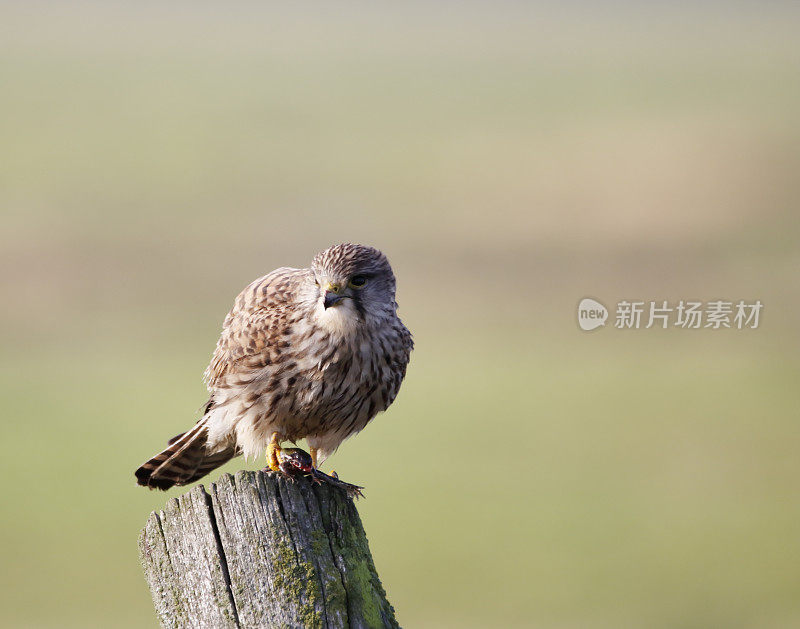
135,420 -> 235,490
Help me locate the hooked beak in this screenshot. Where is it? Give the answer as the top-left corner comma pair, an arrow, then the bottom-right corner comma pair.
324,292 -> 343,309
323,283 -> 346,309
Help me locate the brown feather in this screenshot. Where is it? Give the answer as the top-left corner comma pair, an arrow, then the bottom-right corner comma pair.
135,244 -> 413,488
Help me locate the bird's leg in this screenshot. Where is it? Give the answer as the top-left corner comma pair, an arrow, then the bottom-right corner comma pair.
309,446 -> 341,479
308,447 -> 322,484
267,432 -> 284,472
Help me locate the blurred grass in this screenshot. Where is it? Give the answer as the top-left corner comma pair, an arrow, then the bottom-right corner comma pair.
1,2 -> 800,628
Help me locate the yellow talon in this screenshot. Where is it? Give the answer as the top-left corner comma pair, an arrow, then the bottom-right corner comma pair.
267,432 -> 284,472
309,447 -> 318,469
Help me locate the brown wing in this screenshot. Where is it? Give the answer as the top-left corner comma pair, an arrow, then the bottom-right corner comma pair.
203,267 -> 310,390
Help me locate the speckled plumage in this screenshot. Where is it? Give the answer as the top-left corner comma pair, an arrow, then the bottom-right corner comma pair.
136,244 -> 413,490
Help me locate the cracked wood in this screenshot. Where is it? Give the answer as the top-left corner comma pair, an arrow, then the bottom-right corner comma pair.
138,470 -> 399,629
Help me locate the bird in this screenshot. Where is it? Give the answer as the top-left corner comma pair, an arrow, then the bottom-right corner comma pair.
135,243 -> 413,490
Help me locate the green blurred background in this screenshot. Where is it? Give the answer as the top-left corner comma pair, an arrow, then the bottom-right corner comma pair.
2,2 -> 799,627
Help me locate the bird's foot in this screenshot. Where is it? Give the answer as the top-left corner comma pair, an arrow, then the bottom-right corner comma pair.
266,432 -> 284,472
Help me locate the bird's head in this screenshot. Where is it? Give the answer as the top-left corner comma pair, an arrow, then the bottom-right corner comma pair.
310,243 -> 397,327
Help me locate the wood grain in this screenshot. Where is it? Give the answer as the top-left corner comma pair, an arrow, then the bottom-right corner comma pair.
139,470 -> 399,628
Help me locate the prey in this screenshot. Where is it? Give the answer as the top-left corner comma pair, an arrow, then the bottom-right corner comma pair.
273,447 -> 365,500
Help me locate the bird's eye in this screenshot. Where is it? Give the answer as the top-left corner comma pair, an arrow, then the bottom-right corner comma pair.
348,275 -> 368,289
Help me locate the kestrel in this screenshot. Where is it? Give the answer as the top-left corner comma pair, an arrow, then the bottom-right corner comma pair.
135,243 -> 413,490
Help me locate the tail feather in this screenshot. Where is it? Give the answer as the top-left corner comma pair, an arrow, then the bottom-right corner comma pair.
135,420 -> 236,491
166,431 -> 186,446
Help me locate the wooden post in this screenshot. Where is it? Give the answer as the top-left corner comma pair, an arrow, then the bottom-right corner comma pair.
138,470 -> 399,628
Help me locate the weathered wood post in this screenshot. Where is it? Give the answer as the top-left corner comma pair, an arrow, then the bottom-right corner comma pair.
138,469 -> 399,628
